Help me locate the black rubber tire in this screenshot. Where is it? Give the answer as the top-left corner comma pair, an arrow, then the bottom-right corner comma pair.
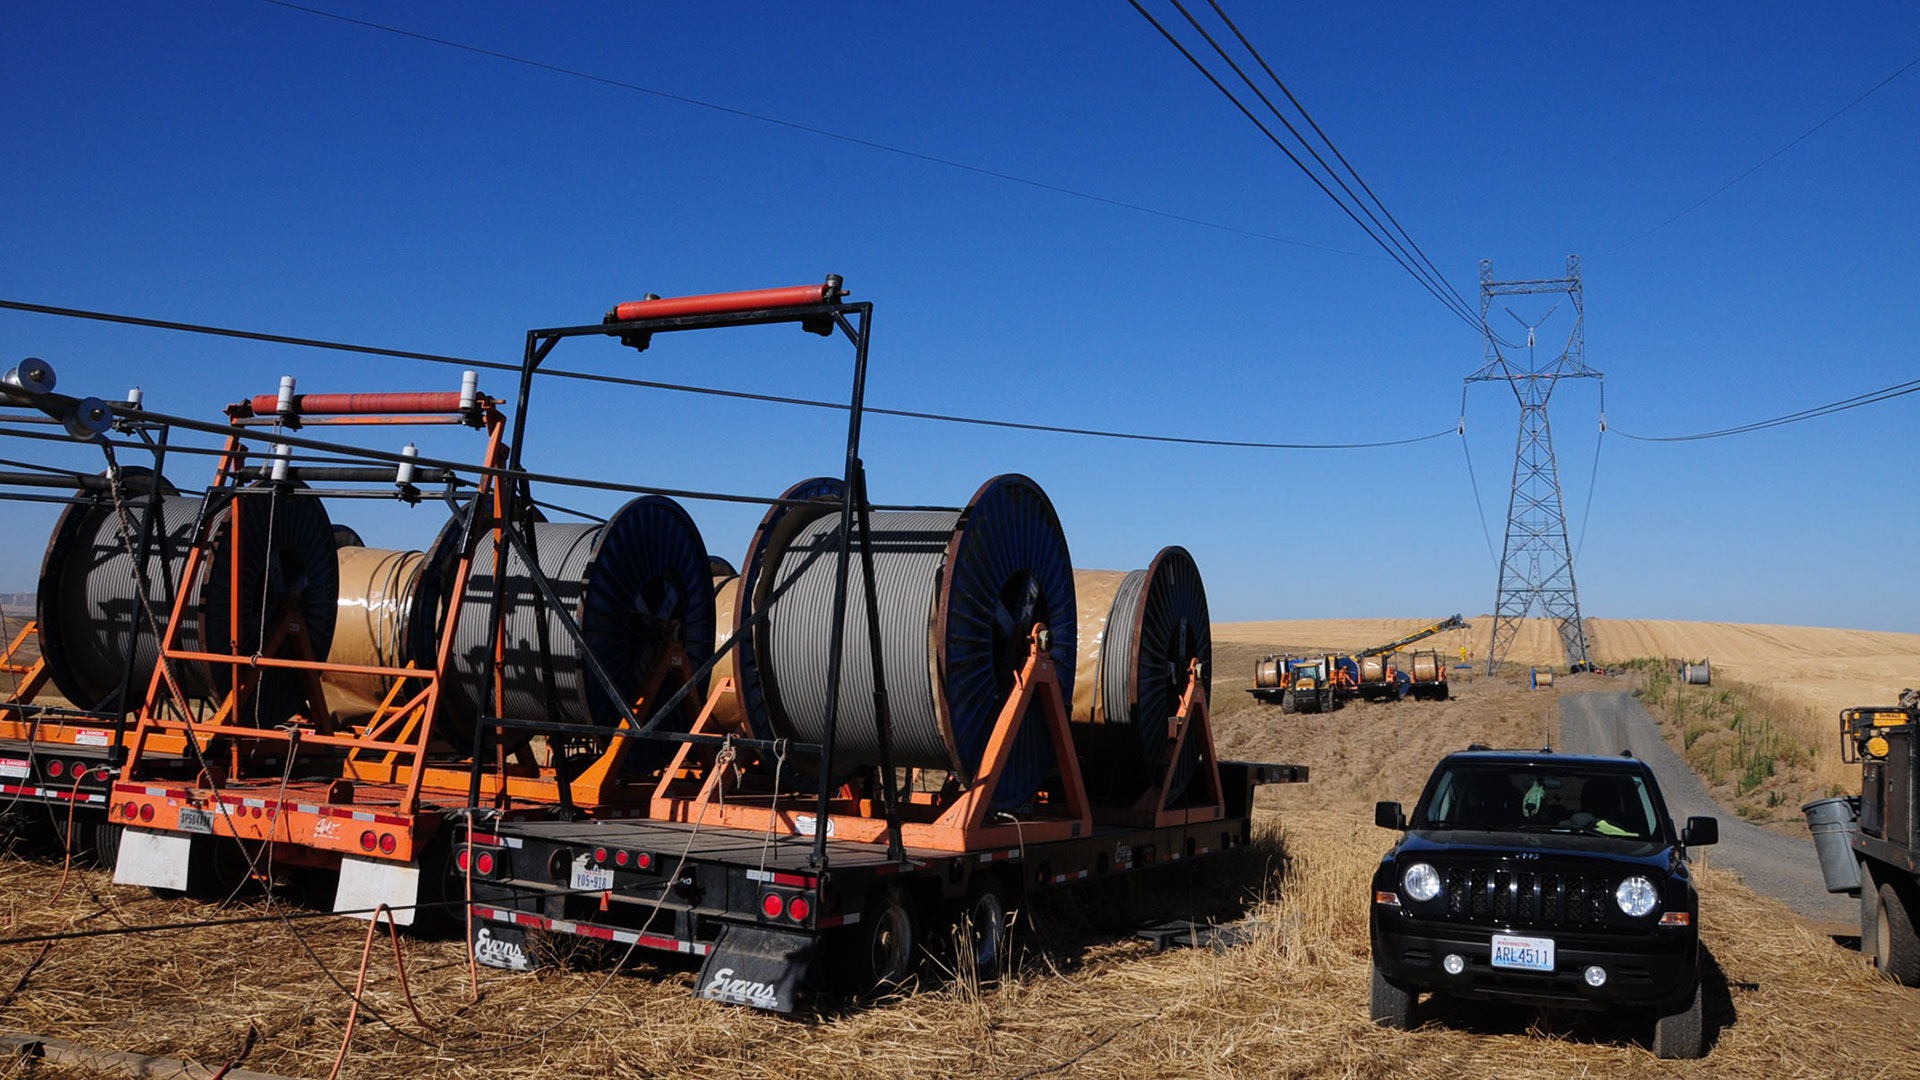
1875,881 -> 1920,986
958,872 -> 1014,981
825,884 -> 919,994
89,819 -> 122,869
1861,863 -> 1880,966
1280,691 -> 1296,715
1369,961 -> 1417,1030
1651,977 -> 1706,1059
1435,683 -> 1450,701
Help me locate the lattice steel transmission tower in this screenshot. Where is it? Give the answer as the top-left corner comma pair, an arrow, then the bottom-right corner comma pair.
1468,256 -> 1600,674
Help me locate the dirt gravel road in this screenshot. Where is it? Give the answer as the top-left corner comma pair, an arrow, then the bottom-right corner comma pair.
1559,690 -> 1854,929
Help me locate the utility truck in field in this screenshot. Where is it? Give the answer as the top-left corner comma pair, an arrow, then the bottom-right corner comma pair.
1818,690 -> 1920,985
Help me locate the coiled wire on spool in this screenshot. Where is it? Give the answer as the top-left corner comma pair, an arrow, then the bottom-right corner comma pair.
1069,547 -> 1212,804
444,495 -> 715,774
37,478 -> 339,723
735,476 -> 845,744
36,470 -> 190,711
755,474 -> 1075,811
324,545 -> 427,720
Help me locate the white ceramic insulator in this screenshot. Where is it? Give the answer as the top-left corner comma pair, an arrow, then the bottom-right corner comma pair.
126,387 -> 144,409
459,370 -> 478,411
276,375 -> 297,415
271,443 -> 291,482
397,443 -> 418,487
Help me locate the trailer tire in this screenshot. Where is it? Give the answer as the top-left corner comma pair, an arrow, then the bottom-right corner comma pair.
1875,881 -> 1920,986
959,872 -> 1014,981
826,883 -> 918,994
89,819 -> 121,869
1860,862 -> 1879,965
1651,977 -> 1706,1059
1369,961 -> 1417,1029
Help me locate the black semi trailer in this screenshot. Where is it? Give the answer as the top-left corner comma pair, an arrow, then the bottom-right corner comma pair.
460,760 -> 1305,1011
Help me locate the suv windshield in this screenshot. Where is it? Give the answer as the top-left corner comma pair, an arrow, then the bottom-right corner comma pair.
1414,763 -> 1663,839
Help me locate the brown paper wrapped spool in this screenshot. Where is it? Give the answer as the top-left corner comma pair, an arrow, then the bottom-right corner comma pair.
1410,652 -> 1443,682
1070,569 -> 1129,724
324,546 -> 426,721
708,572 -> 747,730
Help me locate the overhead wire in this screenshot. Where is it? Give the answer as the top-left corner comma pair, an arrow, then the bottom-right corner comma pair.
1455,386 -> 1500,567
250,0 -> 1371,259
0,297 -> 1454,451
1196,0 -> 1480,322
1618,47 -> 1920,250
1610,373 -> 1920,442
1126,0 -> 1484,334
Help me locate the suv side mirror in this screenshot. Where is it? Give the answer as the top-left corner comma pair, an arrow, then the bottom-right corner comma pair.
1375,801 -> 1407,830
1682,816 -> 1718,847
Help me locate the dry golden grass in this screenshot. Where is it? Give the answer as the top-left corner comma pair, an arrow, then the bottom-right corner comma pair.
0,637 -> 1915,1078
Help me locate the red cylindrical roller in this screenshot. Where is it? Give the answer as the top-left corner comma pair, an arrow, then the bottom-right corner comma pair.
248,391 -> 467,416
609,283 -> 836,323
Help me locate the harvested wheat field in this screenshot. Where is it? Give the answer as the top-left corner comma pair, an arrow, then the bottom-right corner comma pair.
0,642 -> 1915,1079
1216,615 -> 1920,716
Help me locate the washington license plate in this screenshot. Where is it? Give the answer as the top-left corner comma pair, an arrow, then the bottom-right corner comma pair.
1490,934 -> 1555,972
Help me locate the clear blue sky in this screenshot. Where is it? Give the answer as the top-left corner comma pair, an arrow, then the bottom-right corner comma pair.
3,1 -> 1915,631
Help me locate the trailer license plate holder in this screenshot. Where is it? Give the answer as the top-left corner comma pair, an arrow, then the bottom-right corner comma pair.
571,861 -> 614,892
1490,933 -> 1555,972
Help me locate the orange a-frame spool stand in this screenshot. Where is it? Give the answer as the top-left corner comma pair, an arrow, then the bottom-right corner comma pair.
1098,658 -> 1227,829
649,626 -> 1094,852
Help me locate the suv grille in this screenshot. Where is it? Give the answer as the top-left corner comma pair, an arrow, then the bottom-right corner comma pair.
1443,866 -> 1612,928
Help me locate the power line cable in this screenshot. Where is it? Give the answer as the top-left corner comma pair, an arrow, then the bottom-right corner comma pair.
1618,46 -> 1920,249
1611,373 -> 1920,442
1456,388 -> 1499,567
1198,0 -> 1480,321
1125,0 -> 1484,333
250,0 -> 1372,259
1164,0 -> 1478,327
0,297 -> 1453,451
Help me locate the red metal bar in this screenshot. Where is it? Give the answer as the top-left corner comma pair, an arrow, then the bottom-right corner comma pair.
247,391 -> 467,416
608,283 -> 836,323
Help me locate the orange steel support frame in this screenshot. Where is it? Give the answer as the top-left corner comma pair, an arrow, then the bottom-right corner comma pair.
1,620 -> 194,757
359,641 -> 710,813
648,627 -> 1095,852
1107,659 -> 1226,829
109,392 -> 508,865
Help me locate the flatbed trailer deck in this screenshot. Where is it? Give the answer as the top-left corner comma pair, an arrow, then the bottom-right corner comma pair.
462,760 -> 1305,1010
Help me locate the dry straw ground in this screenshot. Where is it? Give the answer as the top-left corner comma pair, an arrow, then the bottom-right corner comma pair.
0,626 -> 1913,1078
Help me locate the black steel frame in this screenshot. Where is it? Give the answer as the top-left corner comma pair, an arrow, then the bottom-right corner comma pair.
466,278 -> 906,867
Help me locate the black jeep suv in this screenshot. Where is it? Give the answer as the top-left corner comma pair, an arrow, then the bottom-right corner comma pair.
1369,748 -> 1719,1059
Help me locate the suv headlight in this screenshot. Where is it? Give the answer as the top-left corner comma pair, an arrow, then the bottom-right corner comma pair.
1402,862 -> 1441,902
1615,875 -> 1658,917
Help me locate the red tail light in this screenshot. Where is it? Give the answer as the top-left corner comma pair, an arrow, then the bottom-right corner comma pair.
360,830 -> 377,851
122,801 -> 137,819
70,763 -> 88,781
787,896 -> 811,922
615,850 -> 630,867
46,760 -> 63,777
761,893 -> 784,918
378,833 -> 397,855
476,852 -> 495,875
456,850 -> 470,872
593,847 -> 608,864
636,852 -> 653,870
138,803 -> 155,822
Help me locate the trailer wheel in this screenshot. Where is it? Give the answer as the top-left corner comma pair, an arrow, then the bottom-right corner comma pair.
1651,977 -> 1706,1059
1861,862 -> 1879,965
1875,881 -> 1920,986
1434,683 -> 1450,701
826,883 -> 919,994
959,872 -> 1014,980
88,819 -> 121,869
1369,961 -> 1417,1029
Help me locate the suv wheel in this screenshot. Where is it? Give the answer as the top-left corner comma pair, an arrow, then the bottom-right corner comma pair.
1651,977 -> 1706,1059
1875,881 -> 1920,986
1369,961 -> 1417,1029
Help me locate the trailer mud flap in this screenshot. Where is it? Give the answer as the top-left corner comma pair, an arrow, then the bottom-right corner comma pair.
696,925 -> 812,1013
334,855 -> 420,926
112,828 -> 191,892
470,920 -> 535,971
